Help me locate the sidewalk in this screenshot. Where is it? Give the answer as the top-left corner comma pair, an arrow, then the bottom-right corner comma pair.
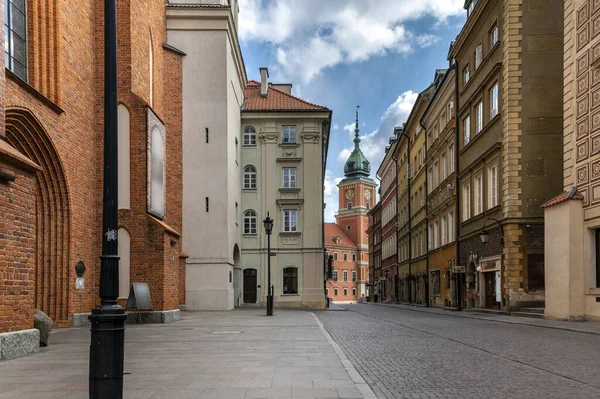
0,309 -> 376,399
371,302 -> 600,336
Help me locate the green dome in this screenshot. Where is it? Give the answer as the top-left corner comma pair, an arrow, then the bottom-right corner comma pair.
343,108 -> 371,178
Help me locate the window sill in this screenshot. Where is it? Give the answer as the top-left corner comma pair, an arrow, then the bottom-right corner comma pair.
279,143 -> 300,148
279,188 -> 301,192
282,294 -> 300,297
280,231 -> 301,236
243,234 -> 258,237
243,188 -> 257,191
242,145 -> 257,148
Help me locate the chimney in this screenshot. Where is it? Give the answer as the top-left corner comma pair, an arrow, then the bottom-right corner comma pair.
270,83 -> 293,95
260,67 -> 269,97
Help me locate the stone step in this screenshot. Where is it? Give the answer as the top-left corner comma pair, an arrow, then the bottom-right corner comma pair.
512,311 -> 545,319
520,307 -> 545,315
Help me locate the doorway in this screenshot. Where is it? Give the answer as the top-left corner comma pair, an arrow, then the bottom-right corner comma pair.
484,272 -> 496,309
243,269 -> 257,303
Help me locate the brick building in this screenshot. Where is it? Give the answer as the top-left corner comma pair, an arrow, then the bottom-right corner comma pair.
0,0 -> 184,351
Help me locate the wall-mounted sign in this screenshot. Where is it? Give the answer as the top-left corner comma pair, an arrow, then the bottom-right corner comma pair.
452,265 -> 466,273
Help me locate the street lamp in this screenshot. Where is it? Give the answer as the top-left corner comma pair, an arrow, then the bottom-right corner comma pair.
89,0 -> 127,397
263,212 -> 273,316
480,218 -> 504,245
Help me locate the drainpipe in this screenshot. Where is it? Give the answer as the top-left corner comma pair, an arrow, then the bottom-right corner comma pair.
401,131 -> 412,303
391,149 -> 399,303
453,58 -> 462,311
420,121 -> 430,307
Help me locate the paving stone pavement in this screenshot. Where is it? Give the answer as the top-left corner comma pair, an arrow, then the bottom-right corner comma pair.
315,304 -> 600,399
0,309 -> 374,399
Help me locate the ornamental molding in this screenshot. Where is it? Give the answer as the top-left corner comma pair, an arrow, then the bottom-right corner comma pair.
301,130 -> 320,143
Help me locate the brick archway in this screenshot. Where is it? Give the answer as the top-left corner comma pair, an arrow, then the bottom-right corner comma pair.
5,108 -> 71,324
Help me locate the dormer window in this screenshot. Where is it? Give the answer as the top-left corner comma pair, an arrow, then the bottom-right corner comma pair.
336,236 -> 341,245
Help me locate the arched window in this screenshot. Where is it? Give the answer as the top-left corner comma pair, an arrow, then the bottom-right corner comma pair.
243,166 -> 257,189
118,228 -> 131,299
283,267 -> 298,294
243,210 -> 257,234
150,126 -> 165,217
243,127 -> 256,146
118,104 -> 130,209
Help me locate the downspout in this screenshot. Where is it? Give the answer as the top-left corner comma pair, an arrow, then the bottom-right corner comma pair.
453,59 -> 462,311
402,131 -> 412,303
420,121 -> 430,307
391,150 -> 399,303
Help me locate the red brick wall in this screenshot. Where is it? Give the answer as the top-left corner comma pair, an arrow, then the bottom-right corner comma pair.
0,160 -> 37,333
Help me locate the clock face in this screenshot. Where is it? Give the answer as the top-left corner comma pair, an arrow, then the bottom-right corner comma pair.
345,189 -> 355,200
364,190 -> 372,200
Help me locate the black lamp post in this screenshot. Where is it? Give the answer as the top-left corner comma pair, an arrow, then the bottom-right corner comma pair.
89,0 -> 126,397
263,212 -> 273,316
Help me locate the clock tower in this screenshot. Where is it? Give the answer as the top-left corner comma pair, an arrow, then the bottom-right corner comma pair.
335,107 -> 377,298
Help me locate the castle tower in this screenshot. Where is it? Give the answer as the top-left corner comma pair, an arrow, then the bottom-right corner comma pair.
336,107 -> 377,298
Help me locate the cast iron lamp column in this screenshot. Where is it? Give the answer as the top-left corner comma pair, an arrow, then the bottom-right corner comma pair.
263,212 -> 274,316
88,0 -> 127,397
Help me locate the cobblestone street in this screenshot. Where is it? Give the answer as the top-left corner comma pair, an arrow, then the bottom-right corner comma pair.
317,304 -> 600,399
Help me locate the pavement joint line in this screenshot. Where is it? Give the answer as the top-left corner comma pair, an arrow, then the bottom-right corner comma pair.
310,312 -> 377,399
371,302 -> 600,336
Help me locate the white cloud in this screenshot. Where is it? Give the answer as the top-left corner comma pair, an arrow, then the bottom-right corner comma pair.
323,170 -> 344,223
239,0 -> 463,83
333,123 -> 339,130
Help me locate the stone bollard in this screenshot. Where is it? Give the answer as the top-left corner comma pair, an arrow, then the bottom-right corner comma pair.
34,309 -> 54,347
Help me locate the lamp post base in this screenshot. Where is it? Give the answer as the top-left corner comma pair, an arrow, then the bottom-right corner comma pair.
266,295 -> 273,316
89,305 -> 127,399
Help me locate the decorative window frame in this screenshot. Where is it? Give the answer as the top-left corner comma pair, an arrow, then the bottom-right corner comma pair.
147,107 -> 166,219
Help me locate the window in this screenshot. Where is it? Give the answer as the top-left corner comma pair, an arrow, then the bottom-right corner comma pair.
475,45 -> 482,69
243,127 -> 256,146
333,270 -> 338,281
463,184 -> 471,220
490,24 -> 498,47
283,209 -> 297,232
448,211 -> 455,242
352,288 -> 356,296
449,100 -> 454,117
5,0 -> 27,81
428,223 -> 433,249
476,101 -> 483,134
118,105 -> 131,210
343,271 -> 348,282
243,210 -> 257,234
448,144 -> 455,174
149,125 -> 166,217
343,253 -> 348,261
282,126 -> 297,144
488,165 -> 498,208
433,122 -> 439,140
334,287 -> 338,296
475,175 -> 483,215
334,252 -> 338,261
428,168 -> 433,193
205,197 -> 209,212
243,166 -> 257,189
352,253 -> 357,262
468,1 -> 474,16
433,161 -> 439,189
464,116 -> 471,145
431,270 -> 440,295
441,216 -> 448,246
343,288 -> 348,296
282,168 -> 296,188
463,66 -> 470,85
433,220 -> 439,249
441,152 -> 447,181
348,202 -> 353,210
490,83 -> 499,119
283,267 -> 298,294
352,271 -> 357,282
366,202 -> 370,210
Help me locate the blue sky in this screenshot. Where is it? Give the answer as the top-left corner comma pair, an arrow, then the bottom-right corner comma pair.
238,0 -> 466,222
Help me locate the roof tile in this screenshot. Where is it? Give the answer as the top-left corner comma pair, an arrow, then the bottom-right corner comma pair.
243,81 -> 329,112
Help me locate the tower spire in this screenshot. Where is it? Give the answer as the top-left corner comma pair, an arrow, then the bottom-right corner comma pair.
354,105 -> 361,148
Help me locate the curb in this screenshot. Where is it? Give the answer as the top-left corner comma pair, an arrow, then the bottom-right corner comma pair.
372,303 -> 600,336
310,313 -> 377,399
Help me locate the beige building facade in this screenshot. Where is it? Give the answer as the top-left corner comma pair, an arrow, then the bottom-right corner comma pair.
545,0 -> 600,321
240,72 -> 331,309
167,1 -> 247,310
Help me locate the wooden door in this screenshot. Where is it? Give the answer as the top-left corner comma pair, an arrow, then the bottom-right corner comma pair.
243,269 -> 257,303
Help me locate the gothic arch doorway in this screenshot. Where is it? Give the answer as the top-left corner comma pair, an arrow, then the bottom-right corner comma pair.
5,108 -> 71,324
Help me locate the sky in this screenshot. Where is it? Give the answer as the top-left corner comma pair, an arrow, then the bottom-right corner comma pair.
238,0 -> 467,222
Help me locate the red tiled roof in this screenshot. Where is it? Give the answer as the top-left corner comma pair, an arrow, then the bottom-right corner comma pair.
243,81 -> 329,112
541,187 -> 584,208
324,223 -> 358,249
